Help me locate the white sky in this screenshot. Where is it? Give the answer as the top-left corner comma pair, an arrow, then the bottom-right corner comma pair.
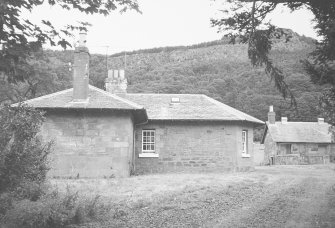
27,0 -> 318,54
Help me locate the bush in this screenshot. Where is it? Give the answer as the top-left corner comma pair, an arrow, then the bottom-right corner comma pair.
0,193 -> 13,219
0,105 -> 111,227
13,181 -> 49,201
0,104 -> 52,194
2,189 -> 111,228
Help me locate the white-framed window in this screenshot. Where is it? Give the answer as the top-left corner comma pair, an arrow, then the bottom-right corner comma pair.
142,129 -> 155,152
242,130 -> 249,157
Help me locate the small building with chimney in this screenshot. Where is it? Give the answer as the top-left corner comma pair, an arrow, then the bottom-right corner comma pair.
261,106 -> 335,165
17,33 -> 264,178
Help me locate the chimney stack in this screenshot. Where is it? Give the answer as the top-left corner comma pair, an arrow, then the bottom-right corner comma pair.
105,69 -> 127,94
73,32 -> 89,101
268,105 -> 276,124
318,118 -> 325,124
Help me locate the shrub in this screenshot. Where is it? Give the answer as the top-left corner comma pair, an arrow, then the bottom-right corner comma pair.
3,189 -> 111,228
0,105 -> 111,227
0,193 -> 13,219
13,180 -> 49,201
0,104 -> 52,194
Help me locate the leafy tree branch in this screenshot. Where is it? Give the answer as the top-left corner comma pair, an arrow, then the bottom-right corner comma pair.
212,0 -> 335,121
212,0 -> 296,106
0,0 -> 140,84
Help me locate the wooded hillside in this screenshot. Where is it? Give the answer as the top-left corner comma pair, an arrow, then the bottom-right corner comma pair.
91,29 -> 324,123
3,29 -> 325,126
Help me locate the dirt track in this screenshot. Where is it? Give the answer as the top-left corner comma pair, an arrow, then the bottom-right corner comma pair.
71,165 -> 335,228
212,166 -> 335,228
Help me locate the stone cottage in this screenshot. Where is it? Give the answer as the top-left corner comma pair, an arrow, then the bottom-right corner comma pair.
261,106 -> 335,165
18,34 -> 263,178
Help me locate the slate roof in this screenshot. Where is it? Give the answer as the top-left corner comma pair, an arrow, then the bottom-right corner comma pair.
124,93 -> 264,124
16,85 -> 144,110
16,87 -> 263,124
262,121 -> 333,143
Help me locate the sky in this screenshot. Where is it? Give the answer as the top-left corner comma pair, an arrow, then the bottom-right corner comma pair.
27,0 -> 318,54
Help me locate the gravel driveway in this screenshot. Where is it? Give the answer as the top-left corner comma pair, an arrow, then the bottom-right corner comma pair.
69,165 -> 335,228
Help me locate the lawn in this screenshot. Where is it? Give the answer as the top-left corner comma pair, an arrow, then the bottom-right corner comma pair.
51,165 -> 335,228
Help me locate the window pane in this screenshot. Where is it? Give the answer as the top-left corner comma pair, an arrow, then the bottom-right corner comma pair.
242,131 -> 248,154
142,130 -> 155,152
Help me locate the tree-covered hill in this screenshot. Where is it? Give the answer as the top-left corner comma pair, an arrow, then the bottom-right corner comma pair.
90,29 -> 324,123
2,29 -> 325,127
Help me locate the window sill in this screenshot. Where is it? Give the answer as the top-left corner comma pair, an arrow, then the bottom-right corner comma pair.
139,153 -> 159,158
242,154 -> 251,158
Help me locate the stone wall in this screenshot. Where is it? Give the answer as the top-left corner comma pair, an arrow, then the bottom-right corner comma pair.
263,134 -> 334,165
276,143 -> 331,165
253,142 -> 265,166
134,121 -> 254,174
331,145 -> 335,163
263,129 -> 335,165
275,154 -> 330,165
41,110 -> 134,178
275,154 -> 300,165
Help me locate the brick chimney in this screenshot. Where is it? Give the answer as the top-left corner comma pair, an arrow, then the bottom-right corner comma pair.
268,105 -> 276,124
73,32 -> 89,101
105,69 -> 127,94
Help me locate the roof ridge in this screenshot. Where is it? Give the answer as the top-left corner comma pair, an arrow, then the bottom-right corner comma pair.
88,85 -> 144,109
126,93 -> 203,96
12,88 -> 73,106
202,95 -> 264,124
275,121 -> 319,123
274,121 -> 330,126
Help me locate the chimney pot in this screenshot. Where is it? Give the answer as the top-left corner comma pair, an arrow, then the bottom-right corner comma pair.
268,105 -> 276,124
79,32 -> 87,47
108,70 -> 113,78
281,117 -> 288,123
113,70 -> 118,79
105,69 -> 127,94
119,69 -> 125,80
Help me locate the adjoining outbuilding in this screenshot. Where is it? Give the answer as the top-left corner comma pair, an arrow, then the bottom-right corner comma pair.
17,33 -> 263,178
261,106 -> 335,165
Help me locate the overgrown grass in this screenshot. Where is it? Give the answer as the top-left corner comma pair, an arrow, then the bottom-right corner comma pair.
50,172 -> 263,208
2,166 -> 333,227
0,186 -> 111,228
